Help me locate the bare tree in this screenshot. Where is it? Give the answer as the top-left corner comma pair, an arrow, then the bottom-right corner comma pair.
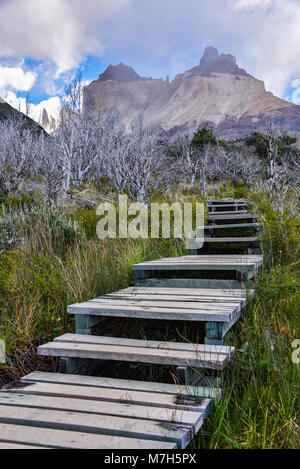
0,113 -> 41,195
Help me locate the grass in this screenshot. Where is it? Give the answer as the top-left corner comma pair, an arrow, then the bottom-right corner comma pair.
0,185 -> 299,448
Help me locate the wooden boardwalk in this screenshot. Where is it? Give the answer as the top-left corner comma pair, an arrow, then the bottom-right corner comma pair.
0,198 -> 263,449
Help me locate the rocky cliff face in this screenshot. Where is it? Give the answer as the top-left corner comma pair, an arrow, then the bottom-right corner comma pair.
40,108 -> 57,133
83,46 -> 300,138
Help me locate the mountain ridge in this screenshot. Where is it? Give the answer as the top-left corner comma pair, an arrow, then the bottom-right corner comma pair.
82,47 -> 300,137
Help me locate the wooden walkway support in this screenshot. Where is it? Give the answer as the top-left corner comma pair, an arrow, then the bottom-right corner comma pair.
0,198 -> 263,449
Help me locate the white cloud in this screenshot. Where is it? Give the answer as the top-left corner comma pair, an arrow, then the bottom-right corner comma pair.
97,0 -> 300,99
0,0 -> 131,75
239,0 -> 300,97
0,65 -> 36,91
233,0 -> 272,10
4,90 -> 61,124
0,0 -> 299,103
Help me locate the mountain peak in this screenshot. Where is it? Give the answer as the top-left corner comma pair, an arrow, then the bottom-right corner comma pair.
97,63 -> 150,83
188,46 -> 249,77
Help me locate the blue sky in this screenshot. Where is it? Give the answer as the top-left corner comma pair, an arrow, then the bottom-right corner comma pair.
0,0 -> 300,122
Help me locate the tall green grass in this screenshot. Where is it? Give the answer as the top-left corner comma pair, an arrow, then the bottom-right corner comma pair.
0,187 -> 299,448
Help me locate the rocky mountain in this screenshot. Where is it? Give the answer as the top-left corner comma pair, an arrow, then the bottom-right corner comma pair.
83,46 -> 300,138
40,108 -> 58,133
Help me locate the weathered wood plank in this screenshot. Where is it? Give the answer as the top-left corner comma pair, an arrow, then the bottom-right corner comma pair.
54,334 -> 235,356
207,213 -> 258,220
137,278 -> 251,289
116,287 -> 251,297
208,199 -> 246,204
88,297 -> 242,310
2,381 -> 215,413
135,255 -> 262,262
0,423 -> 176,449
202,237 -> 260,242
68,303 -> 234,322
0,442 -> 49,449
104,293 -> 246,305
0,393 -> 204,432
207,210 -> 248,215
198,223 -> 263,230
21,371 -> 221,399
132,255 -> 263,267
0,404 -> 193,448
38,338 -> 233,370
208,202 -> 248,210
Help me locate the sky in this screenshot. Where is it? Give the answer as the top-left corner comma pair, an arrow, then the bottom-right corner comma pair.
0,0 -> 300,123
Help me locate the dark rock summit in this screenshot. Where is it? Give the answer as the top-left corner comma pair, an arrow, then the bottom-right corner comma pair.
188,46 -> 249,77
96,63 -> 150,83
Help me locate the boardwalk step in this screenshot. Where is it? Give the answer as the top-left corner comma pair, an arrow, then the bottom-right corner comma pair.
208,204 -> 248,209
132,255 -> 262,274
132,255 -> 262,286
0,372 -> 220,448
190,237 -> 260,243
208,199 -> 246,205
38,334 -> 234,370
68,286 -> 247,323
0,423 -> 176,449
198,223 -> 263,230
207,214 -> 258,221
132,255 -> 263,269
105,286 -> 250,303
206,210 -> 248,215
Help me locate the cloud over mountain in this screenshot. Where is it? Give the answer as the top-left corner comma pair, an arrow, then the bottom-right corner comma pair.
0,0 -> 131,75
1,0 -> 300,111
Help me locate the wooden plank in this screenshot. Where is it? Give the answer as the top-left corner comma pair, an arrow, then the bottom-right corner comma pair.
137,279 -> 251,289
2,381 -> 215,413
0,442 -> 49,449
136,254 -> 262,259
0,393 -> 204,432
198,223 -> 263,230
0,404 -> 193,448
208,204 -> 247,208
38,339 -> 232,369
103,294 -> 246,307
186,238 -> 260,248
105,292 -> 246,302
133,264 -> 258,272
202,237 -> 259,243
88,297 -> 242,310
0,423 -> 176,449
87,298 -> 241,312
208,199 -> 246,204
116,287 -> 251,297
132,255 -> 262,265
206,210 -> 247,215
54,334 -> 235,356
207,214 -> 258,220
68,303 -> 234,322
21,371 -> 221,399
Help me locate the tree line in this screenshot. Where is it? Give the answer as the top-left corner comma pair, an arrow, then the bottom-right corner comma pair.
0,79 -> 299,212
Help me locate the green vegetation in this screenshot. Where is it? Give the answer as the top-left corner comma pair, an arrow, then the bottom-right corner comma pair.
195,194 -> 300,449
0,183 -> 298,448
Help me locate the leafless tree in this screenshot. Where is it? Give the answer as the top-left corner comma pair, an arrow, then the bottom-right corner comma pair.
0,113 -> 41,195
